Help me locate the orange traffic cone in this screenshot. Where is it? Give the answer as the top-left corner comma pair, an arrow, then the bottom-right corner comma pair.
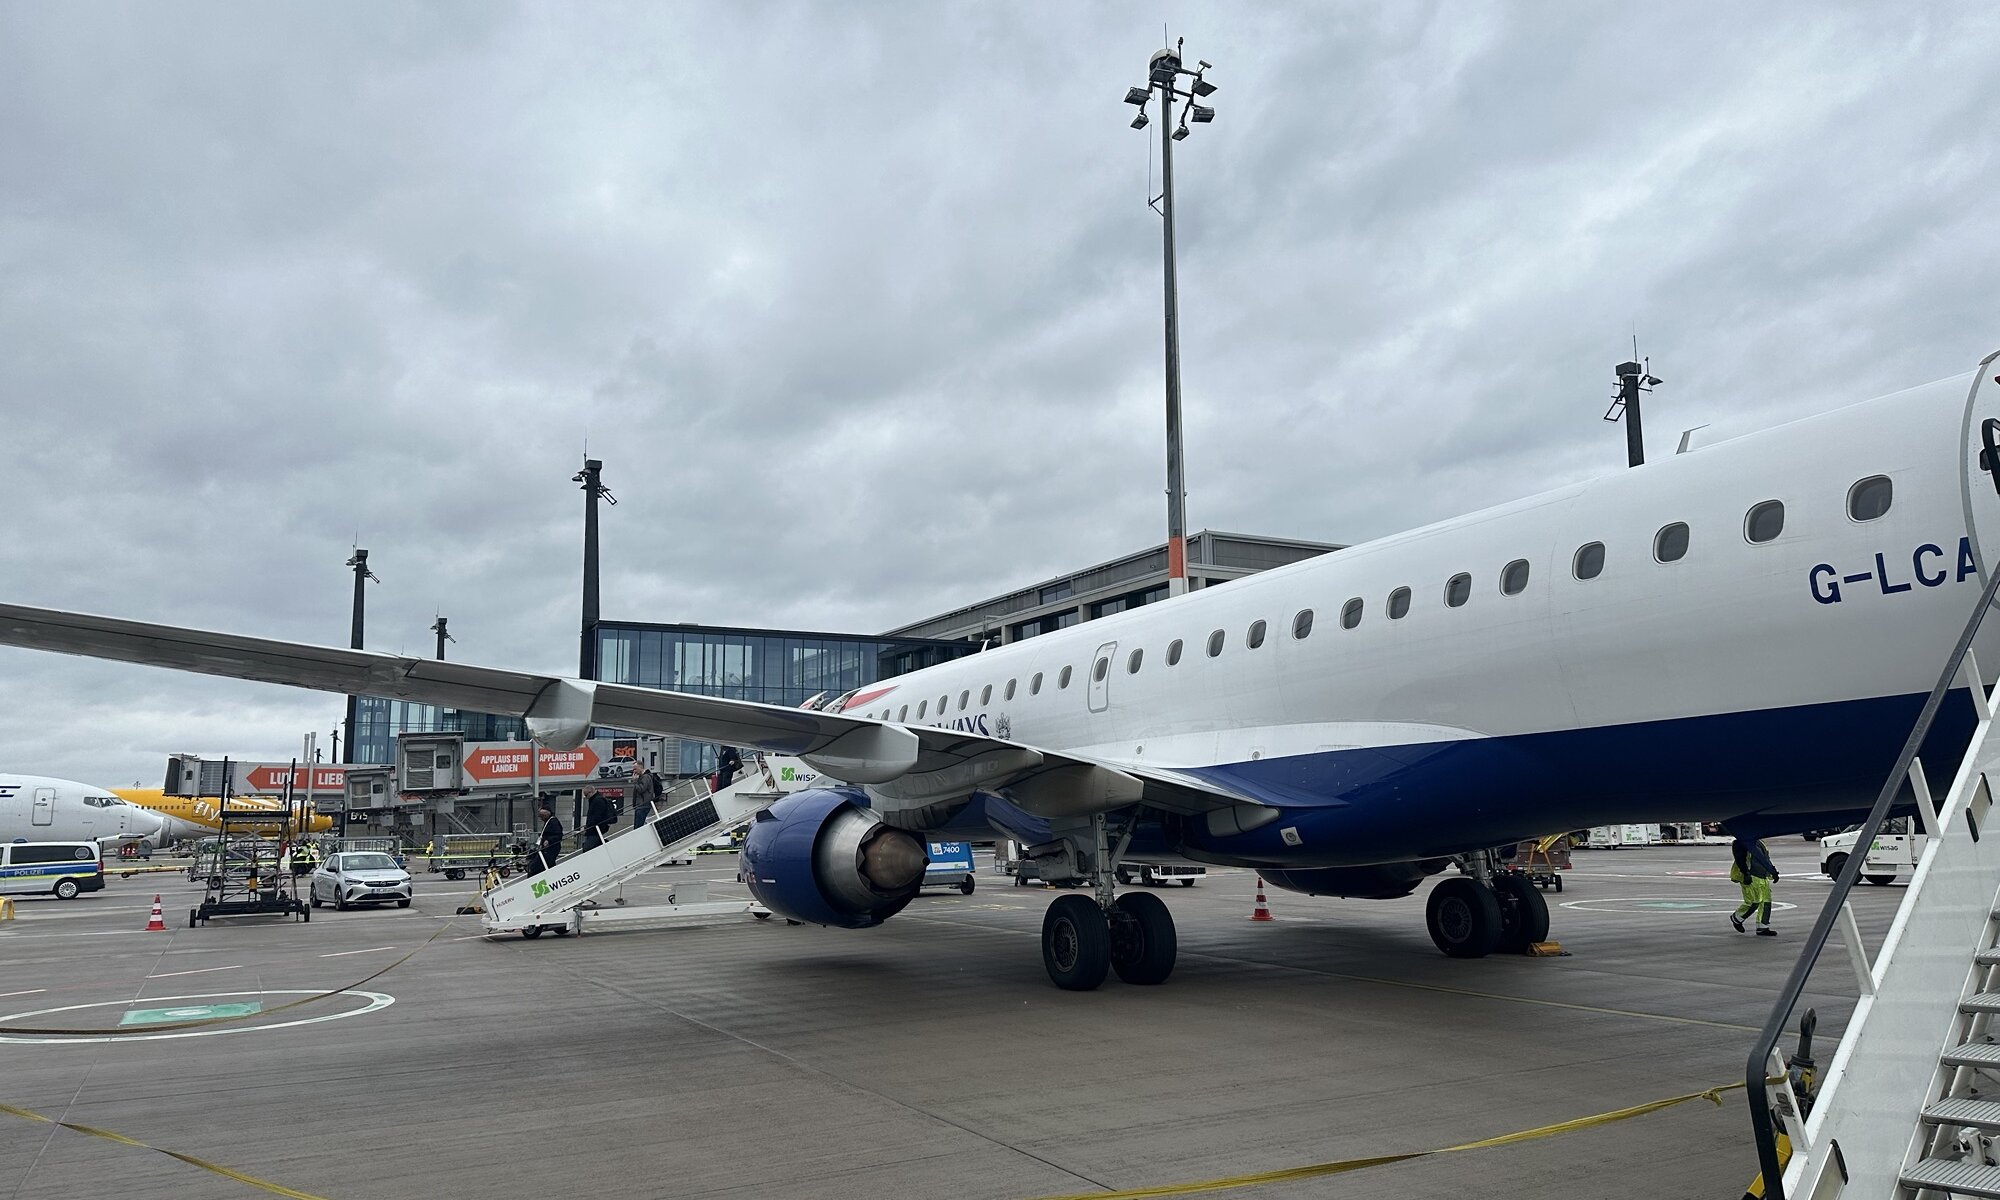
1251,876 -> 1274,922
145,895 -> 166,932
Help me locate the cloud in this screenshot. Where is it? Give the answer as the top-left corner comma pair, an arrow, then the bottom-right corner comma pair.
2,4 -> 1997,784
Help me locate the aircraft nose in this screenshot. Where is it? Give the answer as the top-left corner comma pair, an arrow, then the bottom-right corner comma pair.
134,809 -> 168,841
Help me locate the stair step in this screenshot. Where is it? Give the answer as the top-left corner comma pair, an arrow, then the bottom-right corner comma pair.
1925,1098 -> 2000,1133
1902,1156 -> 2000,1197
1942,1043 -> 2000,1069
1966,994 -> 2000,1014
1978,947 -> 2000,967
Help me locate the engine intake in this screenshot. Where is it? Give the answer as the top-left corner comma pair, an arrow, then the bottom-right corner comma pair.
740,789 -> 927,928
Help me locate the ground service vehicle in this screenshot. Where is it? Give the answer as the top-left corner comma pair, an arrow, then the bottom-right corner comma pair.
0,840 -> 104,899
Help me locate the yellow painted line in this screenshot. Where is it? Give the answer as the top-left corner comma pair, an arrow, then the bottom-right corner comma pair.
0,1101 -> 331,1199
1026,1080 -> 1755,1199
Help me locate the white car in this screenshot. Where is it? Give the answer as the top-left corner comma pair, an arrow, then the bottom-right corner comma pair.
310,851 -> 414,911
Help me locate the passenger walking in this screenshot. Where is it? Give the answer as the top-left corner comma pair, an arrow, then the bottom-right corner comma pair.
581,790 -> 614,852
533,807 -> 565,876
1730,836 -> 1780,936
715,746 -> 742,792
632,762 -> 662,828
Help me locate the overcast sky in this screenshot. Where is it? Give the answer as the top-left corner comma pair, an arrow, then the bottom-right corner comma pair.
3,4 -> 1997,787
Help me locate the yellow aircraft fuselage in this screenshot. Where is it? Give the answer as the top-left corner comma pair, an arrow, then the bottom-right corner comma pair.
113,788 -> 333,840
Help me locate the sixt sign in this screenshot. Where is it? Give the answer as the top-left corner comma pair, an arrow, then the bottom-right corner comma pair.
1810,537 -> 1980,605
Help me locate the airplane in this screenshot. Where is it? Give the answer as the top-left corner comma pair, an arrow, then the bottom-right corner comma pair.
0,353 -> 1996,989
0,774 -> 169,847
111,787 -> 334,842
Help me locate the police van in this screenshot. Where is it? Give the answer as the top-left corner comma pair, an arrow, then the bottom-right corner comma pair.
1,840 -> 106,899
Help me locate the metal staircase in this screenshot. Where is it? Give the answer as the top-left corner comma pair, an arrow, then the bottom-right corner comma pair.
479,753 -> 814,938
1749,559 -> 2000,1199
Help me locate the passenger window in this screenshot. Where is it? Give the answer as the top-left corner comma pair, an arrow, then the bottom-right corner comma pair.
1127,648 -> 1143,673
1341,598 -> 1363,629
1388,587 -> 1411,619
958,690 -> 970,710
1849,475 -> 1892,522
1247,620 -> 1267,649
1031,672 -> 1043,695
1059,666 -> 1073,689
1655,522 -> 1690,563
1745,500 -> 1784,544
1167,639 -> 1183,665
939,695 -> 948,712
1444,573 -> 1471,608
1093,657 -> 1109,682
1004,679 -> 1016,701
1500,559 -> 1530,595
917,700 -> 927,719
1292,609 -> 1313,639
1573,542 -> 1605,580
1207,629 -> 1225,657
980,684 -> 992,706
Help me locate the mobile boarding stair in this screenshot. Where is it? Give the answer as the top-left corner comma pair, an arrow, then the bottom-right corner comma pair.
1748,550 -> 2000,1199
480,753 -> 812,939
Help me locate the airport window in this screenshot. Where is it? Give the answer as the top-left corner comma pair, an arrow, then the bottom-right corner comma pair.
1445,573 -> 1471,608
1004,680 -> 1016,701
1746,500 -> 1785,544
1127,648 -> 1143,673
1655,522 -> 1690,563
1501,559 -> 1530,595
917,700 -> 927,719
1388,587 -> 1411,619
1849,475 -> 1892,522
959,690 -> 971,710
1031,672 -> 1043,695
1207,629 -> 1225,657
1293,609 -> 1314,639
1059,666 -> 1073,689
980,684 -> 992,706
1573,542 -> 1605,580
1093,657 -> 1109,682
1341,598 -> 1363,629
1167,639 -> 1183,665
1247,620 -> 1267,649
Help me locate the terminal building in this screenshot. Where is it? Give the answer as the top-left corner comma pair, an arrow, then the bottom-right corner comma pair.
352,529 -> 1341,774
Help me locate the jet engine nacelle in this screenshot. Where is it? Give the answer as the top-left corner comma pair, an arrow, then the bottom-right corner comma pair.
1260,860 -> 1449,900
740,788 -> 929,928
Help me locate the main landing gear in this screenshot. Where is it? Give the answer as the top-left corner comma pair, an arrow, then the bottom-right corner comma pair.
1033,815 -> 1179,991
1425,851 -> 1550,958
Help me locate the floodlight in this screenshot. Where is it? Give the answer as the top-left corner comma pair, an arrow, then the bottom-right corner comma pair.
1172,123 -> 1190,142
1131,111 -> 1149,130
1191,78 -> 1217,97
1150,61 -> 1179,85
1190,105 -> 1215,123
1125,87 -> 1150,106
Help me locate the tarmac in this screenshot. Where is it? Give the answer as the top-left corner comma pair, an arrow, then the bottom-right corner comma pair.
0,839 -> 1886,1200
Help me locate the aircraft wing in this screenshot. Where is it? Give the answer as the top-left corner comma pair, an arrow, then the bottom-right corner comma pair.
0,603 -> 1275,829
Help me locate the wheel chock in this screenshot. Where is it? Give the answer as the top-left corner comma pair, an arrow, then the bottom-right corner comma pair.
1525,941 -> 1569,957
0,897 -> 14,921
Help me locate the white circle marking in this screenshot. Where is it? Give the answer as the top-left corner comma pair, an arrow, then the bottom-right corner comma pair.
0,990 -> 394,1045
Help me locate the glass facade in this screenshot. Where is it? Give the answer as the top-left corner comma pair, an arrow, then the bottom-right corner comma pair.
351,698 -> 526,765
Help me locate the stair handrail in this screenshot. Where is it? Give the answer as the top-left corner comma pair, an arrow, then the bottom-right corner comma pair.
1746,564 -> 2000,1197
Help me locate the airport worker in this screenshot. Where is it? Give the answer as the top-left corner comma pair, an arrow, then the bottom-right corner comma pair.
534,806 -> 565,876
715,746 -> 742,791
1729,836 -> 1780,936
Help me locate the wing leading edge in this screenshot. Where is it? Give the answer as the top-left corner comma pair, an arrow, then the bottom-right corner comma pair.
0,603 -> 1274,828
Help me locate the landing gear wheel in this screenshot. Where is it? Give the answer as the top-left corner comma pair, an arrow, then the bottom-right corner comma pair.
1426,877 -> 1503,959
1866,874 -> 1896,886
960,877 -> 976,895
521,926 -> 543,939
1491,872 -> 1551,954
1042,894 -> 1111,991
1108,891 -> 1178,985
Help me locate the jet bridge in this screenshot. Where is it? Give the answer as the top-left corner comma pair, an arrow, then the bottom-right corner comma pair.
480,753 -> 816,938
